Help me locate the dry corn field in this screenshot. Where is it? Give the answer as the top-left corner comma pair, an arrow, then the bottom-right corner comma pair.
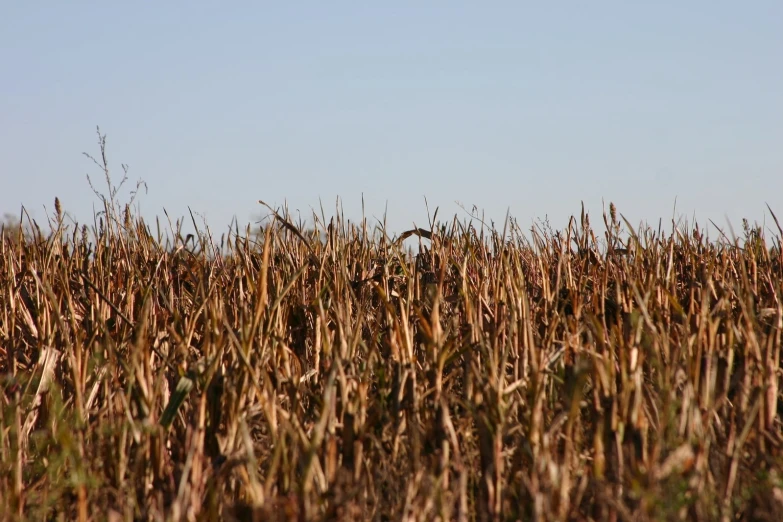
2,197 -> 783,521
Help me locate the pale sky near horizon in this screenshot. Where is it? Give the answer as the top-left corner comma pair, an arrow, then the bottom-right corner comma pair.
2,2 -> 782,239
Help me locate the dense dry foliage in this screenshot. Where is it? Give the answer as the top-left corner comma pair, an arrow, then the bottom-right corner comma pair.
2,189 -> 783,521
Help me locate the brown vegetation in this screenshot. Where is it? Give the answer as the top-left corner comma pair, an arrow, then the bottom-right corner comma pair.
1,144 -> 783,521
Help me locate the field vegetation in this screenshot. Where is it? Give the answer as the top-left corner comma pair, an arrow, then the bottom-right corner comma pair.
2,137 -> 783,521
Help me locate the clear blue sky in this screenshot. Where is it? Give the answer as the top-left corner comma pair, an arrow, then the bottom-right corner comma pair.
2,2 -> 782,238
